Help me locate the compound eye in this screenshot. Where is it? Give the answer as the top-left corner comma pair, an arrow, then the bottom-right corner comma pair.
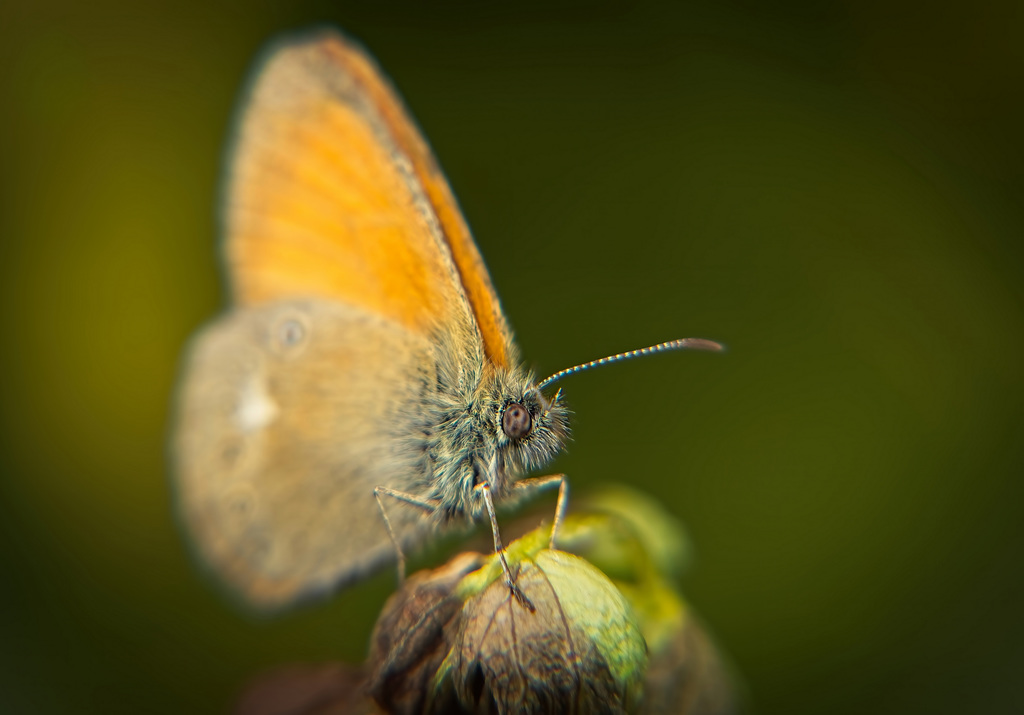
502,402 -> 532,440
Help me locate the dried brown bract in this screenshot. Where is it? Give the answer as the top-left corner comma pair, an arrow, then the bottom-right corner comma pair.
368,552 -> 486,714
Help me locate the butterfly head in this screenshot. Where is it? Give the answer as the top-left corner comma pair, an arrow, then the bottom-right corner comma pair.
491,373 -> 570,477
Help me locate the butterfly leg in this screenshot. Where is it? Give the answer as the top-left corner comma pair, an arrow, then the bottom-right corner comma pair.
475,481 -> 536,613
374,486 -> 440,585
512,474 -> 569,549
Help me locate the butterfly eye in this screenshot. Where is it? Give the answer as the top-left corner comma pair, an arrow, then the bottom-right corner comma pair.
502,402 -> 532,440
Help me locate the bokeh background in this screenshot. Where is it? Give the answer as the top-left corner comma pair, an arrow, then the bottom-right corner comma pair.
2,1 -> 1023,713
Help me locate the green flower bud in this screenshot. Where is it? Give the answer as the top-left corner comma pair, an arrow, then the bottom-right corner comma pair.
362,489 -> 738,715
439,547 -> 648,715
577,484 -> 693,583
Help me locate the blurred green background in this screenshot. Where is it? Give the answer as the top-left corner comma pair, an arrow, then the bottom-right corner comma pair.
2,1 -> 1023,713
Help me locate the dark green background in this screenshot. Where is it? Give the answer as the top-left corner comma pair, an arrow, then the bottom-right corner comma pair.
2,1 -> 1022,713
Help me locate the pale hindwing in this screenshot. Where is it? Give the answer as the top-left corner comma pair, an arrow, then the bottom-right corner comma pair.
174,299 -> 438,610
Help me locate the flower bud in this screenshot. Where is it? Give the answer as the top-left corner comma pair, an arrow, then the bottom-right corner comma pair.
441,549 -> 648,715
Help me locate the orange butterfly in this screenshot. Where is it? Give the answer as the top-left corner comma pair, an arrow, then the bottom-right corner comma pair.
172,29 -> 720,611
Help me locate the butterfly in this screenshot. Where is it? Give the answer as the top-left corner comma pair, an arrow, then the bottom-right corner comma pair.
171,28 -> 721,611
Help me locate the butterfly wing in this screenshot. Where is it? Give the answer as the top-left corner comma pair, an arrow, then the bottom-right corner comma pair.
225,29 -> 514,366
173,30 -> 516,609
175,299 -> 439,609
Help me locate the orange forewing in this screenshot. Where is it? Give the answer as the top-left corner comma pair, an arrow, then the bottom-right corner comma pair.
224,31 -> 512,367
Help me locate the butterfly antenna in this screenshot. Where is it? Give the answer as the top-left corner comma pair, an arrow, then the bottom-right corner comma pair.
537,338 -> 723,391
